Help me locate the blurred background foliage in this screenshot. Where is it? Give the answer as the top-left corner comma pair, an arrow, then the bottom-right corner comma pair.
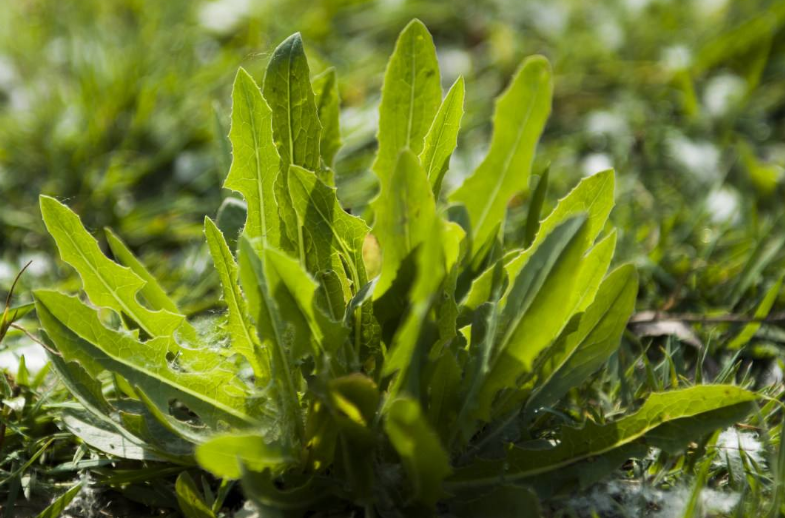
0,0 -> 785,371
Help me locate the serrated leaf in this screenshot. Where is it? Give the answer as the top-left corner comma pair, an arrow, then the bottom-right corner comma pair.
288,164 -> 369,291
224,68 -> 284,248
105,227 -> 179,314
372,149 -> 437,298
420,76 -> 465,197
524,264 -> 638,420
373,19 -> 442,187
40,196 -> 184,338
385,397 -> 452,506
313,68 -> 342,169
450,56 -> 552,252
195,433 -> 295,480
448,385 -> 757,489
238,238 -> 307,444
35,289 -> 268,438
264,33 -> 321,255
204,217 -> 267,380
264,33 -> 321,172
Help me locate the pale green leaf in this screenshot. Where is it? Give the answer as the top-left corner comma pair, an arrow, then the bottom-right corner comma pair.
313,67 -> 342,169
524,264 -> 638,420
469,217 -> 588,425
462,169 -> 615,313
35,289 -> 268,437
450,56 -> 552,251
105,227 -> 179,314
40,195 -> 184,338
61,409 -> 162,461
223,68 -> 283,247
264,33 -> 321,255
196,433 -> 295,480
449,385 -> 757,489
204,217 -> 267,380
420,76 -> 465,197
372,149 -> 437,298
288,164 -> 369,292
373,19 -> 442,187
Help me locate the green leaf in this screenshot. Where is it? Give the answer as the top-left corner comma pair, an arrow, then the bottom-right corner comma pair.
727,274 -> 783,349
448,385 -> 757,489
216,197 -> 248,252
204,217 -> 267,380
496,216 -> 589,371
426,349 -> 462,443
176,472 -> 216,518
452,485 -> 541,518
420,76 -> 465,197
385,397 -> 452,506
573,230 -> 617,313
264,33 -> 321,172
40,196 -> 185,338
450,56 -> 552,252
241,471 -> 335,516
35,289 -> 268,437
61,408 -> 163,461
105,227 -> 179,314
195,433 -> 295,480
34,482 -> 83,518
468,216 -> 588,425
47,351 -> 113,417
264,33 -> 322,256
524,264 -> 638,420
523,167 -> 549,248
373,19 -> 442,187
287,164 -> 369,292
382,218 -> 450,403
313,67 -> 342,169
462,169 -> 615,313
238,238 -> 307,443
372,149 -> 437,298
224,68 -> 284,247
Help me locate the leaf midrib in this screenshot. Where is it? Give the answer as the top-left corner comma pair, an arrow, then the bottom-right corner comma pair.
474,78 -> 542,238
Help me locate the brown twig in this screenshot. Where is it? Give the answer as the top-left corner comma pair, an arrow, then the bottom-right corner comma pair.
630,311 -> 785,325
4,261 -> 31,310
9,324 -> 61,356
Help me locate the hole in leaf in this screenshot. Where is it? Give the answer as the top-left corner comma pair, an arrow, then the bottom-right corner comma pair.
168,399 -> 202,426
